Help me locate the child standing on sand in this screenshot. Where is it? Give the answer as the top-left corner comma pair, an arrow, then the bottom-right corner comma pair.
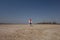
29,18 -> 32,26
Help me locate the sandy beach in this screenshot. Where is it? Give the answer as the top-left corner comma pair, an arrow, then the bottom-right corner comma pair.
0,24 -> 60,40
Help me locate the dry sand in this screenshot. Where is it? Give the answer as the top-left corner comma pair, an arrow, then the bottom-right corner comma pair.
0,24 -> 60,40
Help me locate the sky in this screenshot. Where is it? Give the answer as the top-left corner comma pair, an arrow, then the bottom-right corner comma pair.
0,0 -> 60,23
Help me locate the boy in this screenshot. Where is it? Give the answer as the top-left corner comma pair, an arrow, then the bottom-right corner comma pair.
29,18 -> 32,26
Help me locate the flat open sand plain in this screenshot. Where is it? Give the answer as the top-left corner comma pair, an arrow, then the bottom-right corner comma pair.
0,24 -> 60,40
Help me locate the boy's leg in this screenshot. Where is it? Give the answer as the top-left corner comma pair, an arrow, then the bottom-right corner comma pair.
30,23 -> 32,26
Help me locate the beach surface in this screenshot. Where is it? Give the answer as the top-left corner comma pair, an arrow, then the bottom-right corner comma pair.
0,24 -> 60,40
